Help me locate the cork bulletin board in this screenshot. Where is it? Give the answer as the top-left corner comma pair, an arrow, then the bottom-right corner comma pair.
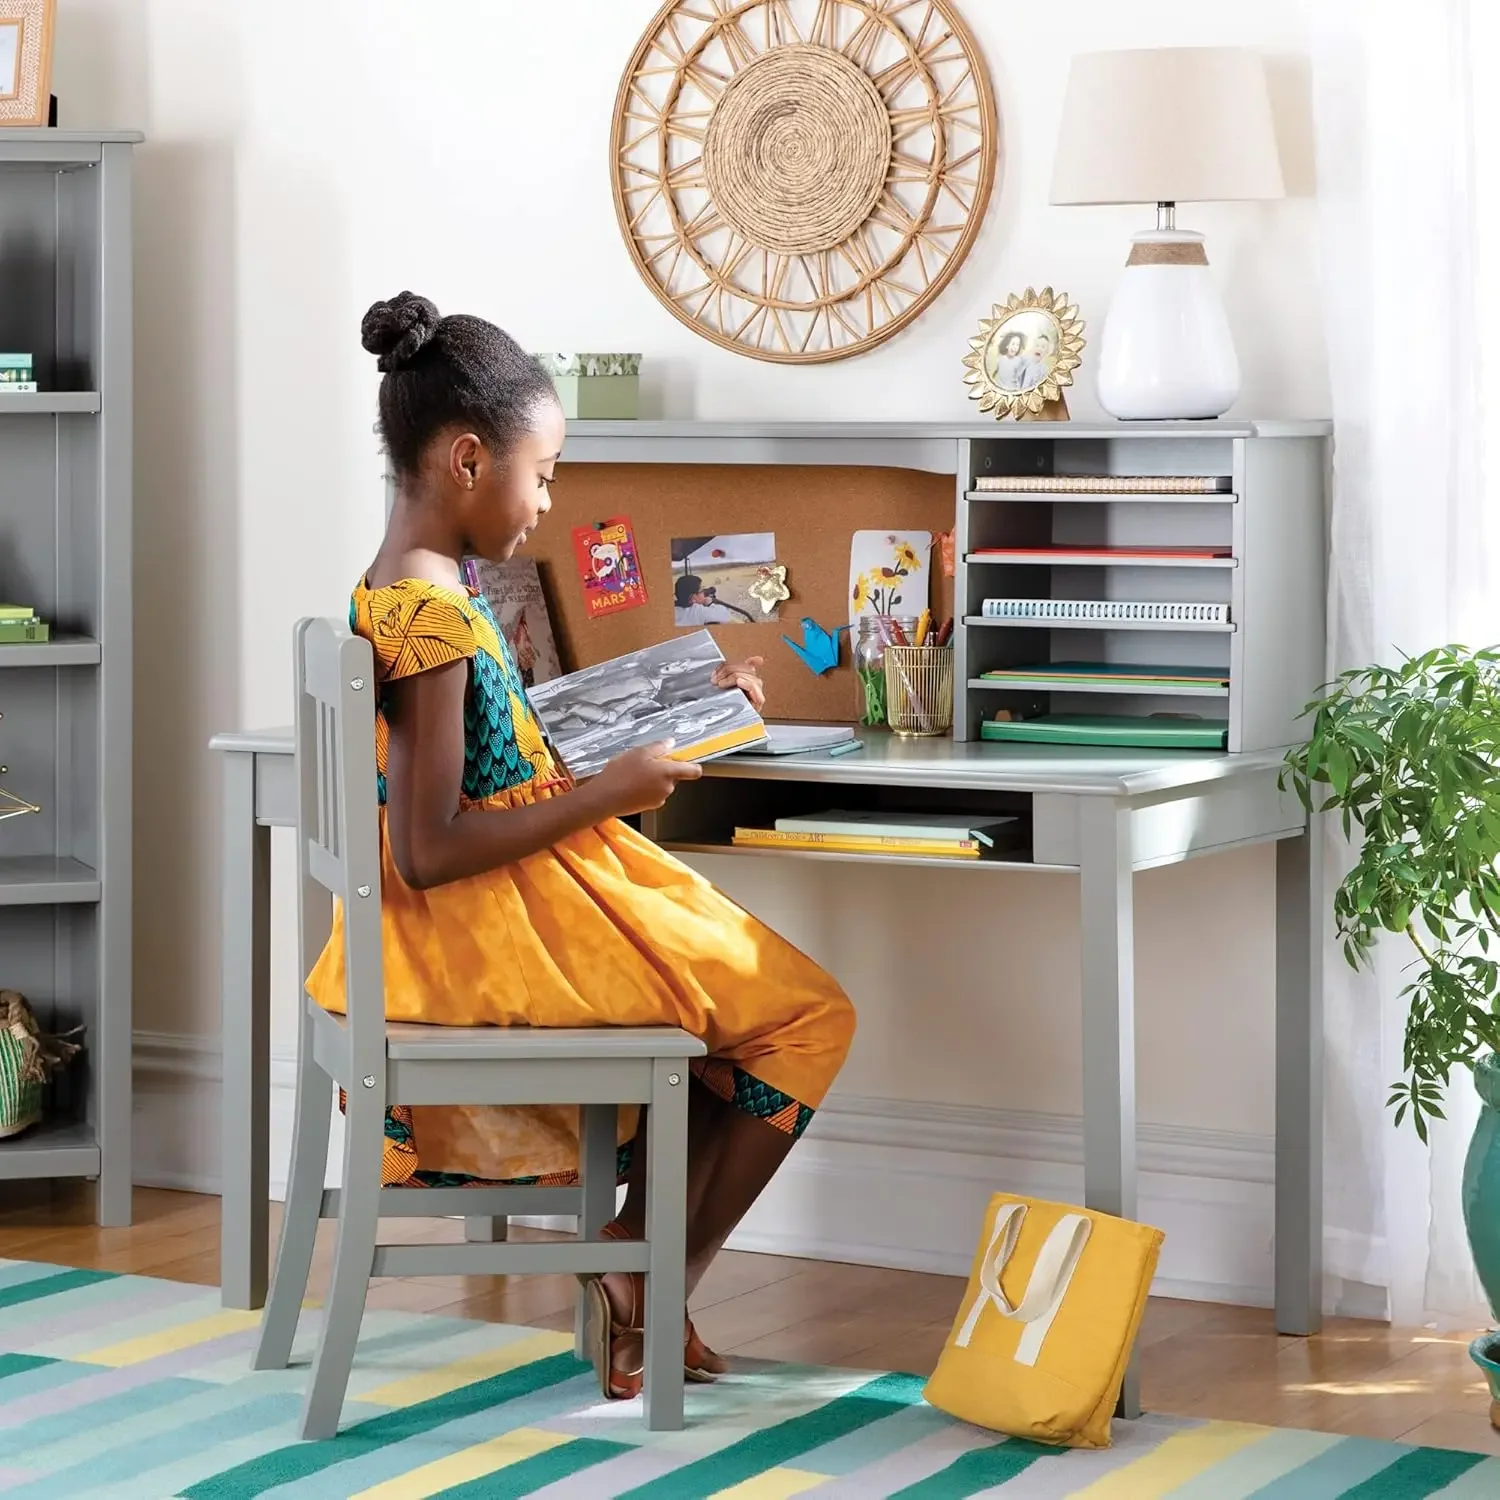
528,465 -> 957,724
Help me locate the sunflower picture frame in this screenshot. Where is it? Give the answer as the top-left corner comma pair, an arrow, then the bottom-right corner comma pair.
963,287 -> 1086,421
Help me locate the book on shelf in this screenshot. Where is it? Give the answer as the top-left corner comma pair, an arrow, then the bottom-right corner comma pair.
0,619 -> 48,644
980,599 -> 1231,625
970,545 -> 1231,562
772,809 -> 1016,847
0,383 -> 38,395
460,555 -> 562,689
0,354 -> 33,385
981,713 -> 1228,750
980,662 -> 1229,689
0,604 -> 36,621
732,828 -> 982,859
528,629 -> 765,780
972,475 -> 1231,494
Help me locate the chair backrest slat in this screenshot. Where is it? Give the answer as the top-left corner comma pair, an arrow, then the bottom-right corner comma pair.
293,618 -> 387,1090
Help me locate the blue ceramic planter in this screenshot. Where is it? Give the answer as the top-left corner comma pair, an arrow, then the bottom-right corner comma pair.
1462,1054 -> 1500,1322
1468,1332 -> 1500,1431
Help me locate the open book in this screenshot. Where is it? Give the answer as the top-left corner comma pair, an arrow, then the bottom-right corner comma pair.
527,630 -> 766,780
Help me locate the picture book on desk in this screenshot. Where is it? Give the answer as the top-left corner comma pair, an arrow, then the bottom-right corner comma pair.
527,630 -> 766,780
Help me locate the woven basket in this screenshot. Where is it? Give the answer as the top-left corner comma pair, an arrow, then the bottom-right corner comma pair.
0,990 -> 82,1139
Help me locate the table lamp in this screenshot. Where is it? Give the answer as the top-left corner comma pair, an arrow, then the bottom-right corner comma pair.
1049,47 -> 1284,420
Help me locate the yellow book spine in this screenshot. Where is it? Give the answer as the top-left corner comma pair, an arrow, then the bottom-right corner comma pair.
732,830 -> 981,859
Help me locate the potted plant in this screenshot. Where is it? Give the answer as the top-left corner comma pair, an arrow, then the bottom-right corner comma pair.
1282,645 -> 1500,1417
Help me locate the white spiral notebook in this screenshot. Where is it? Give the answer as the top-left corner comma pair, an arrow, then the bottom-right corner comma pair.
980,599 -> 1231,624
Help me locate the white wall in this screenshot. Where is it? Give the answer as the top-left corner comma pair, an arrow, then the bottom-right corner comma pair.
58,0 -> 1329,1294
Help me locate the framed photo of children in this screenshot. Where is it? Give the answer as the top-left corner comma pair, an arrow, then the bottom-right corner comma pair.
0,0 -> 54,127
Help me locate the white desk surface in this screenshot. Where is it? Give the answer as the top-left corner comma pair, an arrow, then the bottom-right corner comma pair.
209,725 -> 1290,799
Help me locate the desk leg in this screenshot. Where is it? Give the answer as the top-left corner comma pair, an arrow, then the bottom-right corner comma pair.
1276,830 -> 1323,1335
1079,799 -> 1139,1419
221,752 -> 271,1311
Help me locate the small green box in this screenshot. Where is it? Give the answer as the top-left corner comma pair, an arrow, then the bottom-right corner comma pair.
534,354 -> 640,420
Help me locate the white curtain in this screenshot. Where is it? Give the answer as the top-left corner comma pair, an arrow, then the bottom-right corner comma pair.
1310,0 -> 1500,1327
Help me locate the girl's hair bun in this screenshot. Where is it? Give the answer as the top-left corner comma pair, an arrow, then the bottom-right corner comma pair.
361,291 -> 441,373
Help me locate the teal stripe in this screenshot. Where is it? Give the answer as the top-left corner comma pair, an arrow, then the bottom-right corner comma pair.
266,1372 -> 601,1500
0,1375 -> 213,1459
2,1393 -> 299,1499
178,1351 -> 586,1499
613,1371 -> 928,1499
0,1262 -> 72,1292
431,1436 -> 632,1498
887,1438 -> 1061,1498
1337,1447 -> 1486,1497
1251,1437 -> 1417,1496
0,1354 -> 54,1383
0,1269 -> 114,1311
1425,1456 -> 1500,1496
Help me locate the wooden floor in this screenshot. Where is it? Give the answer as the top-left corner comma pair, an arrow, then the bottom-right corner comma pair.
5,1185 -> 1498,1456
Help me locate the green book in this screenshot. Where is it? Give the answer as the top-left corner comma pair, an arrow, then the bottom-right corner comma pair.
0,620 -> 48,644
981,714 -> 1228,750
983,661 -> 1228,686
0,605 -> 35,621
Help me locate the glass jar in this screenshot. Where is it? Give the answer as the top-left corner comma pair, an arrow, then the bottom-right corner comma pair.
854,616 -> 917,726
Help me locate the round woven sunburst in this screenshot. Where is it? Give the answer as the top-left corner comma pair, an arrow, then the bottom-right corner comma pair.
611,0 -> 997,364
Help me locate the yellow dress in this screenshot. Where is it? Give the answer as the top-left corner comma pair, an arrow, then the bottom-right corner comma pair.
306,579 -> 856,1186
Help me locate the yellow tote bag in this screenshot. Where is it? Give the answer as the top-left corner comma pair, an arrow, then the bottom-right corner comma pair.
924,1193 -> 1164,1448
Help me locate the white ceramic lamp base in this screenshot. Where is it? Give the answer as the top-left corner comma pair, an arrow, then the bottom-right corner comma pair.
1094,229 -> 1240,420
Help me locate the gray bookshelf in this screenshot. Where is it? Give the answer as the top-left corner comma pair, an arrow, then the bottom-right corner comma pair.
0,130 -> 139,1223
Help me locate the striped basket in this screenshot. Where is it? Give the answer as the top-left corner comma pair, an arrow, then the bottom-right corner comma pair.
0,990 -> 81,1139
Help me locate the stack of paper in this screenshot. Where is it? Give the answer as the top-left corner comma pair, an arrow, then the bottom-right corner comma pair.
732,810 -> 1017,860
734,725 -> 859,757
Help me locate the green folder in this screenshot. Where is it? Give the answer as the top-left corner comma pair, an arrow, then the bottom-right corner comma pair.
981,714 -> 1228,749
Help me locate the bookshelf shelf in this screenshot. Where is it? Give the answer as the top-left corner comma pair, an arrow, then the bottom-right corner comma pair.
660,840 -> 1073,875
0,636 -> 102,668
0,1118 -> 99,1179
0,392 -> 102,415
0,857 -> 102,906
0,134 -> 136,1216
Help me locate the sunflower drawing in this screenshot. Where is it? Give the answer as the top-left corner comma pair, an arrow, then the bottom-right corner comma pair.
853,537 -> 924,617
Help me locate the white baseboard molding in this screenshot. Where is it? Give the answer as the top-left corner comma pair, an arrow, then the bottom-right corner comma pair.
129,1030 -> 1368,1311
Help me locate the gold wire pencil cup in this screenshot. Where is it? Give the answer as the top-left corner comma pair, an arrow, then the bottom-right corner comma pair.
884,645 -> 954,737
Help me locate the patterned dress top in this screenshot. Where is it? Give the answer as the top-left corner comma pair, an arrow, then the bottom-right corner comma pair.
352,578 -> 554,805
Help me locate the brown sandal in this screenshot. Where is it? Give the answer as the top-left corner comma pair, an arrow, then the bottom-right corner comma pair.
584,1222 -> 728,1398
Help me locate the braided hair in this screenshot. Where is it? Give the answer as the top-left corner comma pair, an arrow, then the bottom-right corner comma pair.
360,292 -> 558,479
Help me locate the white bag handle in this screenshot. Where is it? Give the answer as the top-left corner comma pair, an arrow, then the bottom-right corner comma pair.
954,1204 -> 1092,1366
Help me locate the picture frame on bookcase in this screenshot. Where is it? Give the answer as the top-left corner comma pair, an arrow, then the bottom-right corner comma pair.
0,0 -> 54,128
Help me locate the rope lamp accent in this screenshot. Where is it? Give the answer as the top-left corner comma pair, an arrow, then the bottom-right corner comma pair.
612,0 -> 997,364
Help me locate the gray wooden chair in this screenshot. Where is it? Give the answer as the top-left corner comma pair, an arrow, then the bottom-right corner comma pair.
253,617 -> 703,1439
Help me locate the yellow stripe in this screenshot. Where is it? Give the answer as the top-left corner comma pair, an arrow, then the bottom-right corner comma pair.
357,1328 -> 572,1408
670,724 -> 767,762
350,1427 -> 570,1499
711,1470 -> 830,1499
1067,1421 -> 1270,1496
77,1308 -> 265,1367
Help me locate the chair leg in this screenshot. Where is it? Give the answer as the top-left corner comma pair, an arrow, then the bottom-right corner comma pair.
300,1096 -> 383,1440
464,1216 -> 508,1243
575,1104 -> 618,1357
253,1011 -> 333,1371
643,1063 -> 687,1431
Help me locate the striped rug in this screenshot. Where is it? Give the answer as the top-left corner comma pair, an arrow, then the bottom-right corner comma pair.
0,1260 -> 1493,1498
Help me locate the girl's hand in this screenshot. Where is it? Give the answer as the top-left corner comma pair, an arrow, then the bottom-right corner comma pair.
713,655 -> 766,712
586,742 -> 702,819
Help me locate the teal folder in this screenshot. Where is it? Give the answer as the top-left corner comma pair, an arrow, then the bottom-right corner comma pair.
980,714 -> 1228,750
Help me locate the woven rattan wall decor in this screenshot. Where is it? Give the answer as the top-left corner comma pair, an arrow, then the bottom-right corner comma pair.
611,0 -> 997,364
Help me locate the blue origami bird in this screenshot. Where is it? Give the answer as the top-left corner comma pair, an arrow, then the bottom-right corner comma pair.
782,617 -> 848,676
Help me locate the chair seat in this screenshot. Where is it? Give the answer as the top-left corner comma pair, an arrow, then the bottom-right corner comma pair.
384,1022 -> 708,1063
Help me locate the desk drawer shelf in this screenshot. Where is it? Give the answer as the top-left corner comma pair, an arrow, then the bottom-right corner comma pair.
0,1118 -> 99,1181
956,430 -> 1325,752
969,676 -> 1230,700
661,841 -> 1067,874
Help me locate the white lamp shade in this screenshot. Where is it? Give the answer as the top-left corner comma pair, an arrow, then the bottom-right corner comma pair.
1050,47 -> 1284,206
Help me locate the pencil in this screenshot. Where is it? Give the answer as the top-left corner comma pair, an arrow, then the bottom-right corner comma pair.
914,609 -> 932,647
827,740 -> 864,757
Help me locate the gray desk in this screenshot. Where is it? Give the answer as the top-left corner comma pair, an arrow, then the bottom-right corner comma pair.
210,727 -> 1321,1410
